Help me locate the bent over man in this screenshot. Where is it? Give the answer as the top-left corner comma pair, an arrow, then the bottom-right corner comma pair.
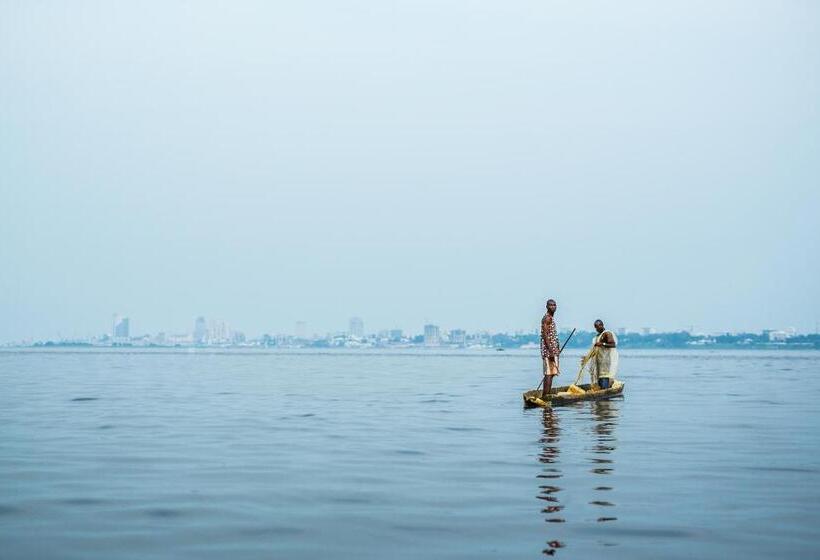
588,319 -> 619,389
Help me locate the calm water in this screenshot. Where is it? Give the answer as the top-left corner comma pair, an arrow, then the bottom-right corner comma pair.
1,348 -> 818,559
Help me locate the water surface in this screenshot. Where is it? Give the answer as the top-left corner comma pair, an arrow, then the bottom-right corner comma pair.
1,348 -> 818,559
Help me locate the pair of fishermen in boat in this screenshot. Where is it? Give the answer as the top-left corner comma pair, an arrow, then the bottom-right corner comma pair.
540,299 -> 619,399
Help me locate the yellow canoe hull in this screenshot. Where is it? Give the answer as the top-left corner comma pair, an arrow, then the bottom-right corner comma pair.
523,380 -> 624,408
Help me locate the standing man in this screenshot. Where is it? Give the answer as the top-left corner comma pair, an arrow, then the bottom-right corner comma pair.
540,299 -> 560,398
588,319 -> 619,389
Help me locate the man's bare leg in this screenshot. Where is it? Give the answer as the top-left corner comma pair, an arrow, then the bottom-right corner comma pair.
542,374 -> 553,399
541,357 -> 557,399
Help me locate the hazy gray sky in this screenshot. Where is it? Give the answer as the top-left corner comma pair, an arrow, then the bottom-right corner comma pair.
1,1 -> 818,341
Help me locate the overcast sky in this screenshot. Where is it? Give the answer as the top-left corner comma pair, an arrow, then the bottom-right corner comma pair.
1,1 -> 818,341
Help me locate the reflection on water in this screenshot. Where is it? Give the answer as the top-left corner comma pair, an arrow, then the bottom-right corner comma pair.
589,400 -> 618,525
4,350 -> 819,559
537,399 -> 620,555
538,408 -> 565,555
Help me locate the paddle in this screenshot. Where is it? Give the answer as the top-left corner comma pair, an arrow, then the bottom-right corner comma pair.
535,328 -> 576,393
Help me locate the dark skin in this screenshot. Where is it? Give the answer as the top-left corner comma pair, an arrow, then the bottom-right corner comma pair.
591,320 -> 616,390
541,300 -> 558,398
593,320 -> 616,348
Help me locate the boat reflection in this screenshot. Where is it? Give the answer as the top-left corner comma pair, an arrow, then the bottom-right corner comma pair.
536,399 -> 620,555
538,407 -> 565,555
588,400 -> 619,523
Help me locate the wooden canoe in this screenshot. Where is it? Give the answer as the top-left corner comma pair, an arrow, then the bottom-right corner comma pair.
522,380 -> 624,408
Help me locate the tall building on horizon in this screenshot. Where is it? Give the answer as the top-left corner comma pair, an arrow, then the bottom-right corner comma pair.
194,316 -> 207,344
295,321 -> 307,339
112,314 -> 130,340
209,320 -> 229,343
424,324 -> 440,346
349,317 -> 364,338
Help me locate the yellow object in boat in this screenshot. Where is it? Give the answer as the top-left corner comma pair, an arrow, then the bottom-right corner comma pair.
524,395 -> 549,407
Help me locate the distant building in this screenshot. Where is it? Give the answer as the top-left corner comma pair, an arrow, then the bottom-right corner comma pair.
295,321 -> 307,339
641,327 -> 655,335
167,333 -> 192,345
112,315 -> 130,340
209,320 -> 229,343
194,316 -> 207,344
450,329 -> 466,346
389,329 -> 403,342
616,327 -> 626,336
768,330 -> 789,342
349,317 -> 364,338
424,324 -> 440,346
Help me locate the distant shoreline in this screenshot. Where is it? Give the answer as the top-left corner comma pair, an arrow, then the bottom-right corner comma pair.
2,343 -> 818,352
10,328 -> 818,351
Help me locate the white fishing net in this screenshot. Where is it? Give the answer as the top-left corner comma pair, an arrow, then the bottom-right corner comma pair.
587,330 -> 619,384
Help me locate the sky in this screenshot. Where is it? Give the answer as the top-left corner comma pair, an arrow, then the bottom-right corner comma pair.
1,1 -> 818,341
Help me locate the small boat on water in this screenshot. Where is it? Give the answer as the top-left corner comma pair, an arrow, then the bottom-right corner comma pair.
522,380 -> 624,408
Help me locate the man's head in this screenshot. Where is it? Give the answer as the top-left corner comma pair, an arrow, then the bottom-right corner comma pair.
594,319 -> 605,334
546,299 -> 557,314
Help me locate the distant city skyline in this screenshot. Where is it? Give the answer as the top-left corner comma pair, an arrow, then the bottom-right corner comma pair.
5,310 -> 818,344
2,310 -> 815,346
9,314 -> 817,351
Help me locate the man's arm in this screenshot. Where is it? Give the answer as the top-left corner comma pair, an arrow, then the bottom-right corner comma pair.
602,331 -> 616,348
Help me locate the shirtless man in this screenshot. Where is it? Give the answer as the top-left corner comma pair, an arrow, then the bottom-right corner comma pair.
540,299 -> 560,398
